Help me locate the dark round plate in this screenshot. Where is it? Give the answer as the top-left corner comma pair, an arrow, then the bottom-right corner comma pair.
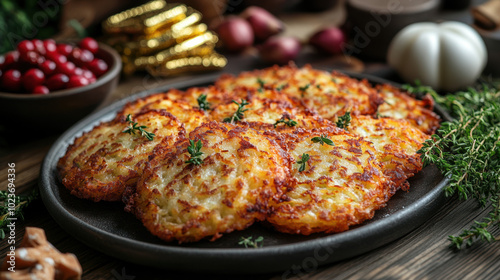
39,71 -> 450,275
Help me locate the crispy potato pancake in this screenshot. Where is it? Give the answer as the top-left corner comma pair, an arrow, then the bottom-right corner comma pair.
376,84 -> 441,135
209,88 -> 332,133
118,92 -> 210,133
127,122 -> 290,242
348,115 -> 430,187
267,127 -> 393,235
215,64 -> 383,121
57,110 -> 185,202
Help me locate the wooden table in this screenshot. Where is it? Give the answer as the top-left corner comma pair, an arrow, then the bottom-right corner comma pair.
2,2 -> 500,279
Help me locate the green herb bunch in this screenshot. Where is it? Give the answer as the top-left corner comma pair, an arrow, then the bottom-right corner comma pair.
410,83 -> 500,249
0,188 -> 39,239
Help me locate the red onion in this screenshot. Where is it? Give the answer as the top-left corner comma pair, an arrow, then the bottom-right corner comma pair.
215,17 -> 254,52
309,27 -> 346,55
241,6 -> 284,42
258,36 -> 301,65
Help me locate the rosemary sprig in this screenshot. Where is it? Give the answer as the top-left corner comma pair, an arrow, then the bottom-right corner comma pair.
185,139 -> 204,166
336,111 -> 351,129
311,134 -> 335,146
197,94 -> 210,111
122,114 -> 155,141
1,188 -> 39,239
238,236 -> 264,248
414,83 -> 500,249
223,99 -> 250,124
297,153 -> 310,172
274,117 -> 297,128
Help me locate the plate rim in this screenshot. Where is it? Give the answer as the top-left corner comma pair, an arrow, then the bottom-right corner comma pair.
39,69 -> 450,274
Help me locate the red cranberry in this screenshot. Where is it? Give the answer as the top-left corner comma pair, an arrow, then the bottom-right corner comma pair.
46,73 -> 69,91
22,68 -> 45,92
39,60 -> 56,76
57,44 -> 73,56
17,40 -> 35,54
88,59 -> 108,77
67,75 -> 90,88
70,48 -> 94,67
46,52 -> 67,65
79,37 -> 99,54
57,61 -> 76,76
3,51 -> 19,69
20,51 -> 39,65
32,39 -> 46,55
2,69 -> 22,92
43,39 -> 57,54
32,85 -> 50,94
74,67 -> 84,76
36,55 -> 46,65
82,69 -> 95,80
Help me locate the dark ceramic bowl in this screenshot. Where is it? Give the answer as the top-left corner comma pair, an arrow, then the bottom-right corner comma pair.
0,43 -> 121,132
345,0 -> 440,61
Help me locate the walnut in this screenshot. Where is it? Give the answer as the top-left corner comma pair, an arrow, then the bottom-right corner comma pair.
0,227 -> 82,280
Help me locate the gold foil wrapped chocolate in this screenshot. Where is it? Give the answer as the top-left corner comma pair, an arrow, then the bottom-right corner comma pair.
103,0 -> 226,76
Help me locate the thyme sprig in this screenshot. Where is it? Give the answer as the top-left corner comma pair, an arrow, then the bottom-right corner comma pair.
122,114 -> 155,141
1,188 -> 39,239
238,236 -> 264,248
223,99 -> 250,124
185,139 -> 204,166
197,94 -> 210,111
299,84 -> 310,97
336,111 -> 351,129
297,153 -> 310,172
274,117 -> 297,128
311,134 -> 335,146
414,83 -> 500,249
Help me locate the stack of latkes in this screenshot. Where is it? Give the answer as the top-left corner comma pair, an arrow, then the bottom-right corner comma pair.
58,64 -> 440,243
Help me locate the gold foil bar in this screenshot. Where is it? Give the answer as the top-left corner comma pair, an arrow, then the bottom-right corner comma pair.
143,5 -> 188,34
132,32 -> 218,70
141,8 -> 202,39
103,0 -> 167,34
103,3 -> 187,35
171,10 -> 202,33
122,23 -> 207,56
146,53 -> 228,77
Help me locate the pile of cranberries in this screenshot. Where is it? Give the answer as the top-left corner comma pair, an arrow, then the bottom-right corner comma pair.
0,37 -> 108,94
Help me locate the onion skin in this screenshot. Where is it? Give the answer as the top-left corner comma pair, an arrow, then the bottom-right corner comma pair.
216,17 -> 254,52
309,27 -> 346,55
241,6 -> 284,42
258,36 -> 301,65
